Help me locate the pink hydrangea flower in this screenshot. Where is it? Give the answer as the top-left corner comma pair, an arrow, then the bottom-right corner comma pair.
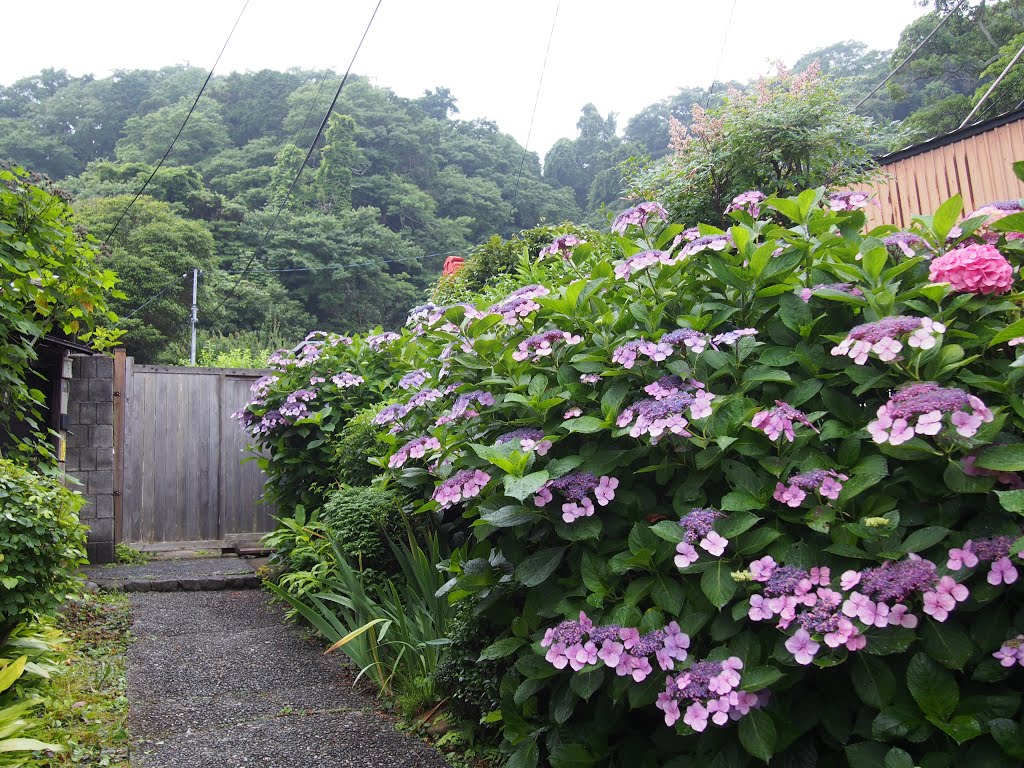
929,243 -> 1014,295
785,629 -> 820,665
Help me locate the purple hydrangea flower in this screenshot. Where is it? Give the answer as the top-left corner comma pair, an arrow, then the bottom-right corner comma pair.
540,234 -> 585,258
488,285 -> 550,325
611,201 -> 669,234
389,435 -> 442,468
828,191 -> 870,211
883,232 -> 928,258
398,369 -> 430,390
680,234 -> 733,258
433,469 -> 491,509
366,331 -> 401,351
833,316 -> 944,364
614,250 -> 676,280
331,372 -> 364,388
773,469 -> 848,507
617,388 -> 715,443
513,330 -> 582,362
496,428 -> 552,455
751,401 -> 817,442
726,190 -> 765,217
867,382 -> 993,445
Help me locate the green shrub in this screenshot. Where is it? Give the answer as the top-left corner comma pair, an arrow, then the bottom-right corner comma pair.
332,407 -> 389,486
247,182 -> 1024,765
319,486 -> 405,577
0,459 -> 87,642
433,600 -> 509,726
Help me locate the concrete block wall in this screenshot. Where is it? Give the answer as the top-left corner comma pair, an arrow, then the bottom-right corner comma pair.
66,355 -> 116,563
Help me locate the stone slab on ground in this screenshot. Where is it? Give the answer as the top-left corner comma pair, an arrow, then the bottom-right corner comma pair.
128,589 -> 446,768
82,556 -> 267,592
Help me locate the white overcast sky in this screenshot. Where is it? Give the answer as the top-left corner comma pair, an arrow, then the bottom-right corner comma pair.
3,1 -> 927,157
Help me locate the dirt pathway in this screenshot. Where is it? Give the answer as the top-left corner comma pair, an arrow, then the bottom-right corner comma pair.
124,582 -> 446,767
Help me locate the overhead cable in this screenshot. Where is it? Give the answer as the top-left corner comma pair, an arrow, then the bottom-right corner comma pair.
504,0 -> 561,233
854,0 -> 970,110
704,0 -> 739,110
103,0 -> 251,244
210,0 -> 385,317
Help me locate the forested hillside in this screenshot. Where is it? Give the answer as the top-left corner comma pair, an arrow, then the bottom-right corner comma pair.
1,0 -> 1022,362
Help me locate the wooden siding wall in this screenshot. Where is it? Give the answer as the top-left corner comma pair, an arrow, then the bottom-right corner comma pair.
122,364 -> 274,545
856,119 -> 1024,229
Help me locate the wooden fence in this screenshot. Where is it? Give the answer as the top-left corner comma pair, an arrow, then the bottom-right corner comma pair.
856,109 -> 1024,228
119,362 -> 274,548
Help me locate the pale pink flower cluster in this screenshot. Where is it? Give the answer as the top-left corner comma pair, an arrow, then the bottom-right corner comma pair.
432,469 -> 491,509
541,613 -> 689,684
994,635 -> 1024,667
512,330 -> 583,362
579,374 -> 602,384
828,191 -> 871,211
832,316 -> 945,364
929,243 -> 1015,295
614,249 -> 676,280
533,471 -> 618,523
673,508 -> 728,568
365,331 -> 400,351
617,389 -> 715,443
773,469 -> 847,507
488,285 -> 550,325
867,382 -> 993,445
388,435 -> 442,468
611,201 -> 669,234
751,401 -> 817,442
679,234 -> 732,258
947,536 -> 1024,586
331,372 -> 364,388
725,190 -> 765,217
539,234 -> 584,259
657,657 -> 764,732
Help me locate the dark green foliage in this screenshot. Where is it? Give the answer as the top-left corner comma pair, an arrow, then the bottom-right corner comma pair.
0,458 -> 87,639
0,165 -> 120,459
433,600 -> 509,725
319,486 -> 405,576
332,407 -> 388,486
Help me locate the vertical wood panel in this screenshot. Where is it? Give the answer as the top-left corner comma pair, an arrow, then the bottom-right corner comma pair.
855,117 -> 1024,227
120,365 -> 274,544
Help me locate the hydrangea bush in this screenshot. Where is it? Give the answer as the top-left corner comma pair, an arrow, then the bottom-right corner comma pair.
241,188 -> 1024,767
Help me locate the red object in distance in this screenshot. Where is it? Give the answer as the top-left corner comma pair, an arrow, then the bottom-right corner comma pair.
442,256 -> 465,276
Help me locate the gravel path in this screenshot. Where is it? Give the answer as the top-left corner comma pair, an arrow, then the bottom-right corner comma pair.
128,589 -> 447,767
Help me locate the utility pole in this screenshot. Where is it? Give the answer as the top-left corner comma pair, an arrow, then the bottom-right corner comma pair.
190,268 -> 199,366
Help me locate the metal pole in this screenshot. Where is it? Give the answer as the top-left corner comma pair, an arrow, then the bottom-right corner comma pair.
959,39 -> 1024,129
190,268 -> 198,366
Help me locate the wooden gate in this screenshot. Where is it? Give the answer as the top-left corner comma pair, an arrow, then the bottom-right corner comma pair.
118,362 -> 274,547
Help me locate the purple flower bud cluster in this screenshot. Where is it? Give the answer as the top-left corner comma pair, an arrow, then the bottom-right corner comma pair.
679,233 -> 733,258
662,328 -> 710,354
947,536 -> 1023,585
580,373 -> 602,384
389,435 -> 442,469
656,657 -> 764,731
617,388 -> 715,443
252,409 -> 290,436
751,401 -> 817,442
867,382 -> 994,445
398,369 -> 430,390
432,468 -> 491,509
488,285 -> 550,325
614,250 -> 676,280
799,283 -> 864,303
541,611 -> 689,683
832,316 -> 945,364
534,470 -> 618,522
773,469 -> 848,507
406,303 -> 445,327
994,635 -> 1024,667
540,234 -> 585,258
644,375 -> 704,401
746,559 -> 864,663
331,372 -> 364,388
726,190 -> 765,217
611,201 -> 669,234
883,232 -> 928,258
709,328 -> 758,348
250,375 -> 279,402
674,508 -> 728,567
496,428 -> 552,455
512,330 -> 582,362
366,331 -> 400,351
435,390 -> 494,426
828,191 -> 870,211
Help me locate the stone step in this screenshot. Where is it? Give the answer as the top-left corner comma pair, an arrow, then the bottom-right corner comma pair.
86,573 -> 263,592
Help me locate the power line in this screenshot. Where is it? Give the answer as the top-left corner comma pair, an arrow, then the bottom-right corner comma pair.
854,0 -> 969,110
119,273 -> 189,320
959,38 -> 1024,128
504,0 -> 561,233
210,0 -> 384,317
704,0 -> 738,110
103,0 -> 250,244
213,250 -> 460,276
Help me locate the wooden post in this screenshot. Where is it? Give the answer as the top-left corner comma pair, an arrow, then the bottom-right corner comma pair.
112,348 -> 126,545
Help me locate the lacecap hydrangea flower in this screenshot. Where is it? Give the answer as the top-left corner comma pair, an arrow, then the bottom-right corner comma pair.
867,382 -> 993,445
534,470 -> 619,522
611,201 -> 669,234
432,469 -> 491,509
831,316 -> 945,364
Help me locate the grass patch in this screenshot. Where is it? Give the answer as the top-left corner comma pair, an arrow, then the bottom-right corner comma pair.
37,592 -> 131,767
